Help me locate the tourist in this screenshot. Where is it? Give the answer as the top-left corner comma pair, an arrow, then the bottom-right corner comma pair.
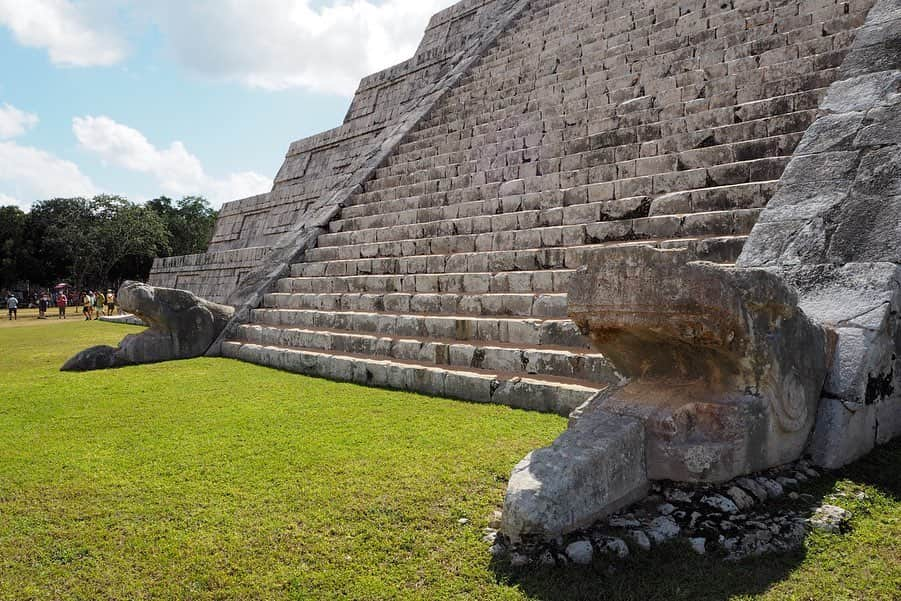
82,291 -> 92,321
57,292 -> 68,319
6,293 -> 18,320
38,294 -> 48,319
106,289 -> 116,316
94,290 -> 105,320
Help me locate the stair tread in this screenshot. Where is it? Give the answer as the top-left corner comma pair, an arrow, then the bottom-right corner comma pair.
237,322 -> 595,355
223,340 -> 605,391
294,235 -> 748,269
316,208 -> 759,252
253,307 -> 572,322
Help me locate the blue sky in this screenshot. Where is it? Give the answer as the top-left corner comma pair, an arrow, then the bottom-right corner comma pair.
0,0 -> 455,209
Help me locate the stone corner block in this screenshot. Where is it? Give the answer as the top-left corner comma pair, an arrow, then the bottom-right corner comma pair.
501,405 -> 648,544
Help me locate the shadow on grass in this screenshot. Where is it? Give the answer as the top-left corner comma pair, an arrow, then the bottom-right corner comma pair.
490,439 -> 901,601
831,438 -> 901,500
491,545 -> 808,601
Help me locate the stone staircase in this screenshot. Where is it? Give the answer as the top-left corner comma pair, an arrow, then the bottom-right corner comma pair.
220,0 -> 873,413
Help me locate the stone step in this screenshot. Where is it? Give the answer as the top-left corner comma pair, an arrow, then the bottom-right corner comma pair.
221,341 -> 604,416
306,209 -> 759,262
233,324 -> 616,385
399,86 -> 819,168
333,180 -> 777,234
359,105 -> 808,196
277,268 -> 574,295
355,144 -> 791,206
323,196 -> 653,247
370,107 -> 811,192
264,291 -> 570,318
373,129 -> 799,198
251,308 -> 589,348
292,235 -> 747,278
649,181 -> 778,216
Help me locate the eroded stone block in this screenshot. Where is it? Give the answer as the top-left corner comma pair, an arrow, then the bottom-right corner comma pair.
567,246 -> 830,481
501,407 -> 648,544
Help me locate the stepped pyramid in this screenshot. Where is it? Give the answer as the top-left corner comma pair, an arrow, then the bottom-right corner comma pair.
148,0 -> 901,540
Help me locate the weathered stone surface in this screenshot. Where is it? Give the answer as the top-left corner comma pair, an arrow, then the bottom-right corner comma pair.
98,314 -> 145,326
149,0 -> 531,304
564,540 -> 593,565
501,405 -> 648,544
736,0 -> 901,467
808,505 -> 852,534
567,245 -> 830,482
62,281 -> 234,371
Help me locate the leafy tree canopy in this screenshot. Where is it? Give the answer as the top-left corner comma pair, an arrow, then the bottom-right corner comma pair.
0,195 -> 217,292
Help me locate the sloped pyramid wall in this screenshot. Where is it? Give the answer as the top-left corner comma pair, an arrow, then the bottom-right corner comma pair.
150,0 -> 530,302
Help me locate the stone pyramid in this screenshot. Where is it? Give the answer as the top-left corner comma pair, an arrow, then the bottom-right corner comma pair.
147,0 -> 900,541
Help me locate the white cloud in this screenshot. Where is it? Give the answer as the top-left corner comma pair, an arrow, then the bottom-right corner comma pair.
0,103 -> 39,139
0,140 -> 99,208
73,115 -> 272,207
0,0 -> 127,67
0,0 -> 458,95
143,0 -> 458,96
0,192 -> 25,208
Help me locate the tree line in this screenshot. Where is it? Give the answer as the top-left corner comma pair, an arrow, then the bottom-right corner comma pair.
0,195 -> 218,293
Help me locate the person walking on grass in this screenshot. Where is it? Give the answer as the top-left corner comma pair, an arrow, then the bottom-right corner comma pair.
38,294 -> 48,319
106,289 -> 116,316
82,291 -> 92,321
57,292 -> 67,319
6,294 -> 17,320
94,290 -> 104,320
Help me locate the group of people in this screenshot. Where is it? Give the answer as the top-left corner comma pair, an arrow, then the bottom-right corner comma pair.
76,290 -> 117,321
5,288 -> 118,320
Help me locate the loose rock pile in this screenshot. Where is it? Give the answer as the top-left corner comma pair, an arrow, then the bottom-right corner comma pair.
488,459 -> 854,567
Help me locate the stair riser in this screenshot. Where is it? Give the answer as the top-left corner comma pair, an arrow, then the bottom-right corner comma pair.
236,325 -> 617,385
306,210 -> 760,262
333,180 -> 776,237
324,196 -> 651,246
262,292 -> 569,318
223,341 -> 600,416
353,111 -> 805,203
251,309 -> 590,348
293,237 -> 746,278
277,269 -> 573,295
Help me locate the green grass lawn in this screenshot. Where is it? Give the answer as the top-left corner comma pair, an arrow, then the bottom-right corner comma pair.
0,318 -> 898,600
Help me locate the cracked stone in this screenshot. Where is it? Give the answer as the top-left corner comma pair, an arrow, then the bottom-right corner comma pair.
756,478 -> 784,499
702,494 -> 740,514
726,486 -> 756,511
565,540 -> 594,565
808,505 -> 852,533
629,530 -> 651,551
647,516 -> 681,543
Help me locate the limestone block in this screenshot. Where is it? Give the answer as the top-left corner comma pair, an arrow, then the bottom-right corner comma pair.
445,372 -> 494,403
809,396 -> 878,469
501,407 -> 649,544
568,246 -> 830,482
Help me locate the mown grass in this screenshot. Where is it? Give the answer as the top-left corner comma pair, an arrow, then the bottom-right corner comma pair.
0,317 -> 898,600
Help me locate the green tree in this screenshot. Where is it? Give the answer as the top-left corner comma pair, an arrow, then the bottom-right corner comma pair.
0,205 -> 27,289
89,195 -> 170,286
22,196 -> 170,289
147,196 -> 218,257
25,197 -> 96,288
